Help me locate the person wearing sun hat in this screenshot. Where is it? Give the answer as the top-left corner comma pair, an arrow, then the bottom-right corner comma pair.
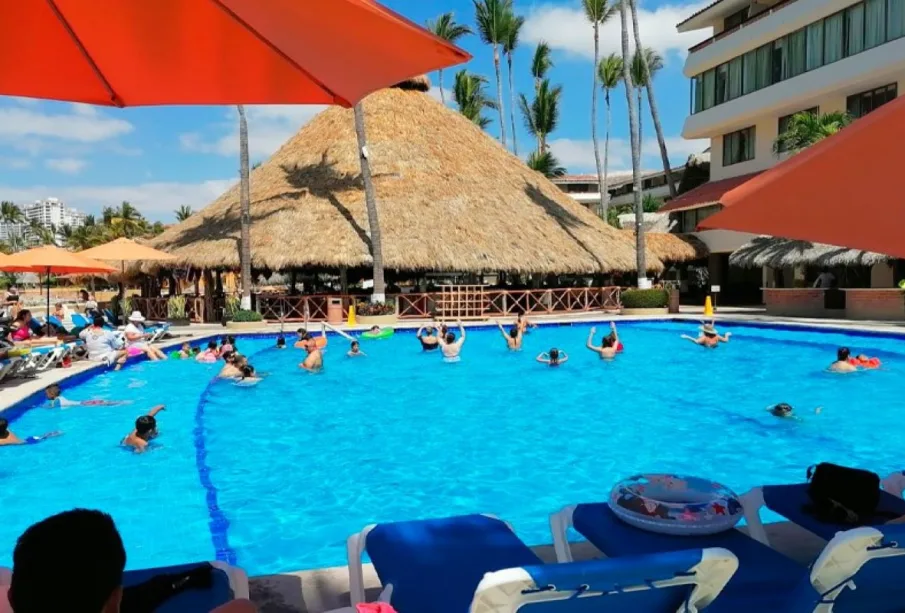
681,320 -> 731,348
123,311 -> 167,361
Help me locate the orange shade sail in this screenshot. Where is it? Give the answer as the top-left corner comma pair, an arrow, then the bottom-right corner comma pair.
0,0 -> 470,107
700,95 -> 905,259
78,238 -> 175,263
0,246 -> 117,275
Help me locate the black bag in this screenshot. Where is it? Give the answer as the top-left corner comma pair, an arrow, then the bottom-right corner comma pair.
805,463 -> 881,525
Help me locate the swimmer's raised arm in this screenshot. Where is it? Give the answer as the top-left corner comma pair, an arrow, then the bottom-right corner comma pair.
536,353 -> 549,364
680,335 -> 701,344
458,321 -> 466,341
146,405 -> 165,417
718,332 -> 731,342
559,354 -> 569,364
610,321 -> 619,343
586,328 -> 603,354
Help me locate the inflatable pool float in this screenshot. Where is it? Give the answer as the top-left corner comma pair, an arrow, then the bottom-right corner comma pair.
362,328 -> 394,340
609,474 -> 742,536
8,347 -> 31,357
849,356 -> 881,369
126,346 -> 145,358
233,378 -> 260,387
617,341 -> 624,352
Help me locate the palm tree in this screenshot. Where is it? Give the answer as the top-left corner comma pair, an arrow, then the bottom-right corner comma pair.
28,220 -> 56,245
628,0 -> 677,198
583,0 -> 616,217
526,150 -> 566,177
108,201 -> 145,238
474,0 -> 513,148
353,103 -> 386,302
518,78 -> 562,154
425,13 -> 473,105
642,193 -> 663,212
531,42 -> 553,94
101,206 -> 115,225
0,201 -> 24,224
630,47 -> 663,143
618,0 -> 645,276
502,10 -> 525,156
453,70 -> 498,129
598,53 -> 623,215
175,205 -> 193,222
773,111 -> 852,155
237,104 -> 253,310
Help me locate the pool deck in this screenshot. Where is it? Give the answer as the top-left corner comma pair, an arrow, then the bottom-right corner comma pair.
1,307 -> 901,611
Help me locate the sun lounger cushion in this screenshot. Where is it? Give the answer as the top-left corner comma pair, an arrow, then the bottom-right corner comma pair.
123,562 -> 235,613
572,502 -> 801,608
761,483 -> 905,541
366,514 -> 541,613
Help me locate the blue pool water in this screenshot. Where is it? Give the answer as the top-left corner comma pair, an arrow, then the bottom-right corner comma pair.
3,320 -> 905,575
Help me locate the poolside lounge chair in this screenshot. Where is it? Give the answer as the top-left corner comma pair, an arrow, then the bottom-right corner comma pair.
347,513 -> 739,613
0,358 -> 21,384
0,561 -> 248,613
551,502 -> 905,612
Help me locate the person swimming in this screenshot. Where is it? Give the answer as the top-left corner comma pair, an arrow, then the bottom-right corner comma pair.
681,322 -> 731,348
537,348 -> 568,366
220,335 -> 236,356
294,328 -> 309,349
44,383 -> 123,409
768,403 -> 822,419
586,322 -> 620,359
347,340 -> 365,357
300,342 -> 323,372
495,320 -> 522,351
516,313 -> 536,335
122,406 -> 165,453
437,321 -> 466,361
416,325 -> 439,351
196,341 -> 220,363
218,353 -> 243,379
276,335 -> 287,349
177,342 -> 193,359
0,418 -> 61,446
829,347 -> 858,373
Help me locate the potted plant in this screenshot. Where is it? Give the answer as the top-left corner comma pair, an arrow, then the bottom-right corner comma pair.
166,295 -> 190,326
356,300 -> 398,326
620,288 -> 670,316
222,295 -> 240,326
226,308 -> 265,330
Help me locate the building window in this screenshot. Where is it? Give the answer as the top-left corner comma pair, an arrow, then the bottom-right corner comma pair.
755,43 -> 772,90
702,69 -> 715,110
715,63 -> 729,104
693,74 -> 703,113
777,107 -> 819,152
722,127 -> 756,166
824,12 -> 845,63
890,0 -> 905,39
806,22 -> 824,70
785,29 -> 807,78
724,7 -> 749,30
771,37 -> 785,84
742,50 -> 757,95
865,0 -> 887,48
845,3 -> 865,55
846,83 -> 898,118
728,57 -> 743,99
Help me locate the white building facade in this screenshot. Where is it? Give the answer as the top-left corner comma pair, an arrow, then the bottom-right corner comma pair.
24,198 -> 85,230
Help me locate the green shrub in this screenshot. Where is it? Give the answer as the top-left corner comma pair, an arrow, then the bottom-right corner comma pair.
621,288 -> 669,309
167,295 -> 187,319
230,309 -> 263,322
223,295 -> 240,320
356,300 -> 396,316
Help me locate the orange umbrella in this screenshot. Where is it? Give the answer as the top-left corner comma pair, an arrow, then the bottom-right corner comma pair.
0,0 -> 469,107
0,246 -> 116,334
700,95 -> 905,258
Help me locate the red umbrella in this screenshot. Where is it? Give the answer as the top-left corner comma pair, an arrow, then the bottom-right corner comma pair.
0,0 -> 469,107
700,95 -> 905,258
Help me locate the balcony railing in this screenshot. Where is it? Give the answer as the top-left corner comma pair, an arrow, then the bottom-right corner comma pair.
689,0 -> 799,53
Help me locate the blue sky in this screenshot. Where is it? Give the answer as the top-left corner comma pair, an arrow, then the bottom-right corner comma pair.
0,0 -> 711,222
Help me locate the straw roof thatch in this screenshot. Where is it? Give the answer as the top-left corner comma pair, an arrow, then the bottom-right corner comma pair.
149,77 -> 660,275
631,232 -> 709,263
730,236 -> 889,269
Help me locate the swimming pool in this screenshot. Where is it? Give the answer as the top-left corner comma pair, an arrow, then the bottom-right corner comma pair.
2,320 -> 904,575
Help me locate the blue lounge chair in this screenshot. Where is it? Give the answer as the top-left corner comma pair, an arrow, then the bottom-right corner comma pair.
551,503 -> 905,612
347,514 -> 739,613
0,561 -> 248,613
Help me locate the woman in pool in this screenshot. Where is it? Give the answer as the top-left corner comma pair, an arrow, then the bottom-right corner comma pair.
586,322 -> 620,359
829,347 -> 858,373
437,321 -> 466,362
495,320 -> 522,351
537,348 -> 568,366
347,340 -> 366,357
276,335 -> 287,349
0,418 -> 61,446
218,352 -> 243,378
681,322 -> 730,348
220,335 -> 236,355
44,383 -> 124,409
416,325 -> 439,351
196,341 -> 220,363
516,313 -> 536,335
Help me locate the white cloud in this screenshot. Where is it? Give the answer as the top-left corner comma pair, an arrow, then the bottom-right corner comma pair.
522,1 -> 712,62
180,104 -> 328,158
0,157 -> 31,170
0,179 -> 234,221
548,136 -> 709,173
45,158 -> 87,174
428,86 -> 454,106
0,104 -> 133,143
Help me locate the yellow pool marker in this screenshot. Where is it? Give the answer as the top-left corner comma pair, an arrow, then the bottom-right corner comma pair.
704,296 -> 714,317
348,303 -> 356,326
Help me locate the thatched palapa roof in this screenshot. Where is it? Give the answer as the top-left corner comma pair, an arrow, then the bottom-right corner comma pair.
730,236 -> 889,269
151,76 -> 660,275
622,231 -> 709,263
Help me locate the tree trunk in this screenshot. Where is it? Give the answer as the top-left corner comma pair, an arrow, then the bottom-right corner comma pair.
603,89 -> 612,213
237,105 -> 253,310
438,69 -> 445,104
591,23 -> 606,218
619,0 -> 645,278
492,44 -> 507,147
507,53 -> 518,156
637,88 -> 643,145
630,0 -> 677,197
353,102 -> 386,303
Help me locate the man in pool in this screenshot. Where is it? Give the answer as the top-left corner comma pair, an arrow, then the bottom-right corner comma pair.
300,342 -> 323,372
495,320 -> 522,350
347,340 -> 365,357
0,417 -> 61,446
123,405 -> 165,453
416,325 -> 440,351
829,347 -> 858,373
437,320 -> 466,360
586,322 -> 620,359
294,328 -> 309,349
769,403 -> 822,419
44,383 -> 124,408
681,321 -> 731,348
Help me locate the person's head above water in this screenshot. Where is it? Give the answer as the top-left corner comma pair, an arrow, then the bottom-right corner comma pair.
350,340 -> 360,352
45,383 -> 61,400
276,335 -> 286,348
92,314 -> 105,328
548,348 -> 561,363
181,342 -> 191,352
10,508 -> 126,613
135,415 -> 157,440
837,347 -> 851,362
770,403 -> 793,417
445,331 -> 456,344
0,417 -> 9,439
207,340 -> 218,351
296,328 -> 307,339
241,365 -> 255,378
370,325 -> 380,333
423,326 -> 434,336
509,326 -> 519,339
602,335 -> 616,348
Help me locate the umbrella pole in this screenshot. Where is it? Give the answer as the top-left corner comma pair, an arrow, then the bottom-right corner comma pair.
45,267 -> 51,337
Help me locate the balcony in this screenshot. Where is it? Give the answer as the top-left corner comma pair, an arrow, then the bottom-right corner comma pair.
688,0 -> 800,53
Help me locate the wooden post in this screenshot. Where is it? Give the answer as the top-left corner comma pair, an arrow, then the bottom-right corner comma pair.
203,269 -> 215,323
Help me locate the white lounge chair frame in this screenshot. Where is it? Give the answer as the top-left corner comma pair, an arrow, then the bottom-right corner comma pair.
549,505 -> 581,563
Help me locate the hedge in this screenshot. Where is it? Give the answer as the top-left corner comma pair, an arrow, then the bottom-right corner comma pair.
621,288 -> 670,309
230,309 -> 264,322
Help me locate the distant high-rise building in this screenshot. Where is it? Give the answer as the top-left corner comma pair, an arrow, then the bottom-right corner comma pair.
24,198 -> 86,230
